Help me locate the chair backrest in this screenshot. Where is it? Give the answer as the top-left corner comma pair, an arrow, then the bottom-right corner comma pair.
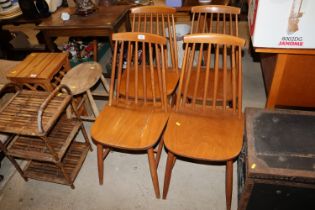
176,33 -> 245,117
130,6 -> 178,71
190,5 -> 240,36
110,32 -> 168,111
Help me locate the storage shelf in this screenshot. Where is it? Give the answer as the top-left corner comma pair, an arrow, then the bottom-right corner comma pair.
7,117 -> 82,163
23,142 -> 89,186
0,90 -> 71,136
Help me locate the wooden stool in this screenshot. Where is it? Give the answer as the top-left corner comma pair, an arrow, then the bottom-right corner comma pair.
6,53 -> 70,91
61,61 -> 109,120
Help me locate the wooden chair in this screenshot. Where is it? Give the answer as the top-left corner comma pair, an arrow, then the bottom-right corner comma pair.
121,6 -> 179,101
162,34 -> 245,210
190,5 -> 240,35
188,6 -> 241,104
91,32 -> 169,198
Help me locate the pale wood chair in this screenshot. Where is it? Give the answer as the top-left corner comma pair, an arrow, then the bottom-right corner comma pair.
121,6 -> 179,101
162,34 -> 245,210
190,5 -> 240,35
188,6 -> 241,104
91,32 -> 169,198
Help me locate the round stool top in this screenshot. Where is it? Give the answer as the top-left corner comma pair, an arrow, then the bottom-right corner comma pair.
61,62 -> 103,95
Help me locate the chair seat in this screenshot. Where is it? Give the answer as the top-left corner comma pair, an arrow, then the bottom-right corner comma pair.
119,68 -> 179,99
164,111 -> 244,161
61,62 -> 103,95
91,105 -> 169,150
184,68 -> 234,101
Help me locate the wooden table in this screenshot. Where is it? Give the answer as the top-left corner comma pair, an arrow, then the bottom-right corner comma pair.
36,5 -> 131,60
6,52 -> 70,91
256,48 -> 315,109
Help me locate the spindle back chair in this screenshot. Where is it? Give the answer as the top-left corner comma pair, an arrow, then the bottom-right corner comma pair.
162,33 -> 246,210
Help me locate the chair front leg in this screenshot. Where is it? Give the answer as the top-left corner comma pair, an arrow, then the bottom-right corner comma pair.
162,151 -> 176,199
226,160 -> 233,210
147,148 -> 160,199
155,137 -> 164,168
97,143 -> 104,185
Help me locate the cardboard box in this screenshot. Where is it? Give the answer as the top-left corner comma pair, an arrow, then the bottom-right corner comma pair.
248,0 -> 315,48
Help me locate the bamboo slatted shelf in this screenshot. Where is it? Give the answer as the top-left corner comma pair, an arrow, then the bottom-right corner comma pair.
24,142 -> 89,186
0,85 -> 92,189
7,117 -> 82,162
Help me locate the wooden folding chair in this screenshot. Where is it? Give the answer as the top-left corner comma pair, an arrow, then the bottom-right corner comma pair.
91,32 -> 169,198
162,34 -> 245,210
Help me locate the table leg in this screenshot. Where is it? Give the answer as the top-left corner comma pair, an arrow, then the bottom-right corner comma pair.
42,31 -> 59,52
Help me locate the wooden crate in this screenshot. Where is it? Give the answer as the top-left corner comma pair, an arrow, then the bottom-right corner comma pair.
238,108 -> 315,210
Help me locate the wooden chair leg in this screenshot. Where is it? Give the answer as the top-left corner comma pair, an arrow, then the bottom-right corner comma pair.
97,144 -> 104,185
155,137 -> 164,168
86,89 -> 99,118
80,124 -> 93,151
226,160 -> 233,210
163,151 -> 176,199
147,148 -> 160,199
6,155 -> 28,181
100,74 -> 110,94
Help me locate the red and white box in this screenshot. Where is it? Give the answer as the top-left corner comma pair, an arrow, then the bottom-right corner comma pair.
248,0 -> 315,48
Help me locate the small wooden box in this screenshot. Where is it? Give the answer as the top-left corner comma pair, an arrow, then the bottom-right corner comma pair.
238,108 -> 315,210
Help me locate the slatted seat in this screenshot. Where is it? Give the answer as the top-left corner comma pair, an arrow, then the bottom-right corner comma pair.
0,90 -> 71,136
91,32 -> 169,198
162,34 -> 245,210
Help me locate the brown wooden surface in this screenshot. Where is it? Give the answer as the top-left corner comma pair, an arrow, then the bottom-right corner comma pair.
61,62 -> 103,95
154,0 -> 229,11
7,118 -> 82,162
24,142 -> 89,186
92,105 -> 168,149
162,33 -> 245,210
0,90 -> 71,136
131,6 -> 178,70
190,5 -> 240,35
165,111 -> 243,160
129,6 -> 179,100
257,48 -> 315,108
6,53 -> 70,91
91,32 -> 169,198
188,6 -> 240,102
37,5 -> 131,52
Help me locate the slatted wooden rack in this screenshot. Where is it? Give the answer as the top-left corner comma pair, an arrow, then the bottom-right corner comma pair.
0,85 -> 91,188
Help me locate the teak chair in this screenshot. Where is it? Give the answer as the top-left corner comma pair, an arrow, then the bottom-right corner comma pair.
187,5 -> 241,104
91,32 -> 169,198
190,5 -> 240,35
120,6 -> 179,101
162,34 -> 245,210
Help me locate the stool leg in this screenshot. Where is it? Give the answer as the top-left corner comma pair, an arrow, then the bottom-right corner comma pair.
86,90 -> 99,118
100,74 -> 110,94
